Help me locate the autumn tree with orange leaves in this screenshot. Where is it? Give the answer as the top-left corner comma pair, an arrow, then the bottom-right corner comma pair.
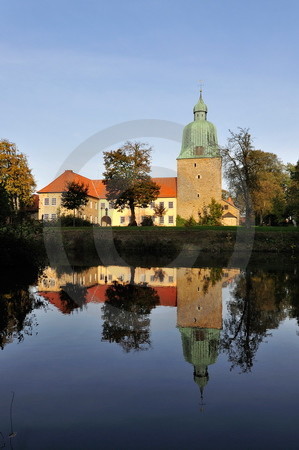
0,140 -> 36,212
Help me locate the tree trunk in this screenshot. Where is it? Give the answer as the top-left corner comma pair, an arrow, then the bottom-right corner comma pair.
129,202 -> 137,226
130,266 -> 136,285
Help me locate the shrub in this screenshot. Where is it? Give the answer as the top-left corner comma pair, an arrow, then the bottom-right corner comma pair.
140,216 -> 154,226
43,215 -> 93,227
184,216 -> 197,227
176,215 -> 186,226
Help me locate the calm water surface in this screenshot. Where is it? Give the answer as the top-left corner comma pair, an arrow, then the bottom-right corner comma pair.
0,262 -> 298,449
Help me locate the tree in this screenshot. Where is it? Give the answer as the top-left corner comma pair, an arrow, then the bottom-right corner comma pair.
222,129 -> 260,226
61,181 -> 89,226
153,203 -> 167,225
0,140 -> 36,211
198,198 -> 223,226
0,184 -> 12,225
222,129 -> 286,226
286,161 -> 299,223
103,141 -> 160,226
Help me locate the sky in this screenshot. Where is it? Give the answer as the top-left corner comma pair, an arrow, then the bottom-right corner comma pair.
1,0 -> 298,190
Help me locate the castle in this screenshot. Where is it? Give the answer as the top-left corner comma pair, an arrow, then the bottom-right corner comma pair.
38,91 -> 239,226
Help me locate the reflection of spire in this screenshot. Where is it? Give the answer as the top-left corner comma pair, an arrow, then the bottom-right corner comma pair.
179,327 -> 220,400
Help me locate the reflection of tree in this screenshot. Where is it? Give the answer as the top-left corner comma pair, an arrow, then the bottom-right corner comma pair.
59,283 -> 88,314
202,268 -> 223,295
101,282 -> 159,352
221,269 -> 287,372
153,268 -> 166,282
0,289 -> 46,350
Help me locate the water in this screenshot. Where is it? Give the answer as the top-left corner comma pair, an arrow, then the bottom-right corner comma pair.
0,262 -> 298,449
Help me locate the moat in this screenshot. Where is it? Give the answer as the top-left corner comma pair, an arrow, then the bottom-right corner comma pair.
0,258 -> 298,449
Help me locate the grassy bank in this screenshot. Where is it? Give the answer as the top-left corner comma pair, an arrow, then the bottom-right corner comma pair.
39,225 -> 299,269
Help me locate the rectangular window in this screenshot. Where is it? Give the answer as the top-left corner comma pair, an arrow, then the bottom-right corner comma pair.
95,203 -> 98,209
90,201 -> 92,208
159,201 -> 164,208
83,215 -> 86,220
51,198 -> 56,205
168,276 -> 174,283
168,216 -> 174,224
44,198 -> 49,206
150,275 -> 155,282
100,273 -> 104,280
140,274 -> 146,282
43,214 -> 49,220
150,202 -> 155,208
94,217 -> 98,224
101,202 -> 105,209
224,205 -> 228,210
90,216 -> 93,223
109,202 -> 114,209
159,216 -> 164,224
108,274 -> 112,281
51,214 -> 57,220
168,201 -> 173,208
120,216 -> 125,224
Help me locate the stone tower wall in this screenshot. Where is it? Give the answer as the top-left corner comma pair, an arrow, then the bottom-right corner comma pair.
177,157 -> 222,221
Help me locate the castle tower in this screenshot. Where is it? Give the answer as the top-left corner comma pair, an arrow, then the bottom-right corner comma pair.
177,90 -> 222,220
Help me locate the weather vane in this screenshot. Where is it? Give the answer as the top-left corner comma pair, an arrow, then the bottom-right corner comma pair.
198,80 -> 204,93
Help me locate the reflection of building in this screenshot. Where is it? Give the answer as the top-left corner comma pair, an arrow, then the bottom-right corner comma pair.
38,265 -> 238,318
37,91 -> 239,226
177,268 -> 239,398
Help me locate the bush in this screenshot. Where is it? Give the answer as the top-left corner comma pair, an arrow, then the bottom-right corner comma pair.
176,215 -> 186,226
140,216 -> 154,226
43,215 -> 93,227
184,216 -> 197,227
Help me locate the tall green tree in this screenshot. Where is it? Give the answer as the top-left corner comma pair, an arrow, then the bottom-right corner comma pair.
0,140 -> 36,211
103,141 -> 160,226
61,181 -> 89,226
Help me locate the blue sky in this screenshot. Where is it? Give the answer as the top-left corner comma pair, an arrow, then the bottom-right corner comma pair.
1,0 -> 298,189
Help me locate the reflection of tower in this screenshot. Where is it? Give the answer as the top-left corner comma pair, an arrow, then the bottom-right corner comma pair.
177,268 -> 223,399
179,327 -> 220,397
177,268 -> 223,328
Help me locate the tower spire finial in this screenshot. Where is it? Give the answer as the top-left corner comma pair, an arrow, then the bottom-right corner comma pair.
198,80 -> 204,98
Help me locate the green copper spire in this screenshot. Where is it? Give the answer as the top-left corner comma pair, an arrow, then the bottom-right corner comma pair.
178,90 -> 219,159
193,89 -> 208,116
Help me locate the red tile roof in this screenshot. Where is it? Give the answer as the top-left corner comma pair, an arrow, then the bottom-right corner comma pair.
152,177 -> 177,198
37,170 -> 100,199
38,171 -> 177,199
